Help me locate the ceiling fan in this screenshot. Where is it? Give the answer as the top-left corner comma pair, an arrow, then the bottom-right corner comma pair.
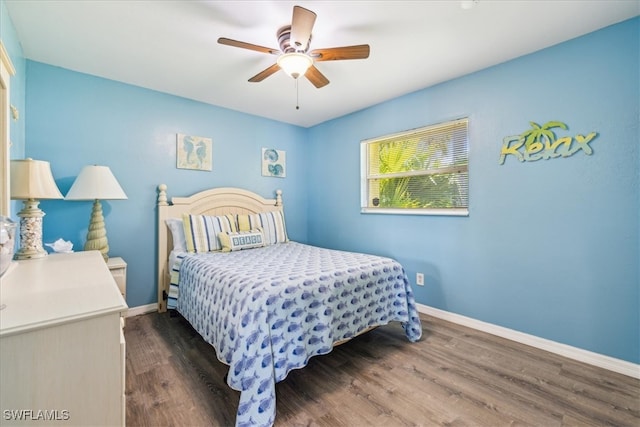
218,5 -> 370,88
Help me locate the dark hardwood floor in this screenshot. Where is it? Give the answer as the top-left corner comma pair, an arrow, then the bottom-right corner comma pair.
125,312 -> 639,426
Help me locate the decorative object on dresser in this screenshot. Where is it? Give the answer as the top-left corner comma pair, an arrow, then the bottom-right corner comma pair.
0,251 -> 128,426
65,165 -> 127,262
9,158 -> 63,259
0,215 -> 17,279
45,238 -> 73,253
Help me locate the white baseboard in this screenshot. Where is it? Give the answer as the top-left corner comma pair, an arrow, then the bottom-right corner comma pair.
416,303 -> 640,380
126,303 -> 157,318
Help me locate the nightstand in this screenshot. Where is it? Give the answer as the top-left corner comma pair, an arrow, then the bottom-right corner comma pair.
107,257 -> 127,326
107,257 -> 127,300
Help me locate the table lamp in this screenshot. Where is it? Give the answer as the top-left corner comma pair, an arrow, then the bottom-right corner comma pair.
10,158 -> 64,259
65,165 -> 127,262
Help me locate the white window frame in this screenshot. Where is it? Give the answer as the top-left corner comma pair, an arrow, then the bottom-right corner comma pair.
360,118 -> 469,216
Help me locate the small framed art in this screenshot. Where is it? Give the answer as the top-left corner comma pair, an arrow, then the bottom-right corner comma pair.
262,148 -> 286,178
177,134 -> 212,171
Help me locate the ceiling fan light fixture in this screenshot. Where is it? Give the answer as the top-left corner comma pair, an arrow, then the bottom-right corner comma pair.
277,52 -> 313,79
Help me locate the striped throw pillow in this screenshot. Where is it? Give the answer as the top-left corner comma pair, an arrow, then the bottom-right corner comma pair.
182,213 -> 237,253
237,210 -> 288,245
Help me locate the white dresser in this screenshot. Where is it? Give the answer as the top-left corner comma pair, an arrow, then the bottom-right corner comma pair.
0,251 -> 128,426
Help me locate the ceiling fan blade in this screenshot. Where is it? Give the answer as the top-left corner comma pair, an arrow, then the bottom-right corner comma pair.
290,6 -> 316,51
248,63 -> 281,82
305,65 -> 329,88
218,37 -> 280,55
310,45 -> 370,61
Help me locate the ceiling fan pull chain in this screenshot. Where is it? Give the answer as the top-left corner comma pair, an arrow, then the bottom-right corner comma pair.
296,79 -> 300,110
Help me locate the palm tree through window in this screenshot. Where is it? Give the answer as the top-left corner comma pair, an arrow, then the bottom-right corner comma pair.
361,118 -> 469,216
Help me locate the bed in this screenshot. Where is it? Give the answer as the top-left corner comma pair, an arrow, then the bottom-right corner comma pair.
156,184 -> 422,427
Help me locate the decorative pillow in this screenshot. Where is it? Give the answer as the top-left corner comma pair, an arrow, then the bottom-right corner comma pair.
182,213 -> 237,253
165,218 -> 187,252
237,210 -> 288,245
237,214 -> 252,232
218,229 -> 265,252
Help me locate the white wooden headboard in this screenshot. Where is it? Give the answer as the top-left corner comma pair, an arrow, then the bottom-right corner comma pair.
156,184 -> 283,312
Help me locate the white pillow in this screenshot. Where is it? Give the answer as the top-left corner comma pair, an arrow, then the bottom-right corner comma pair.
165,218 -> 187,252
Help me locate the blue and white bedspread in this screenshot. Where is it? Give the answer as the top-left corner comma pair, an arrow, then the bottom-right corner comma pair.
170,242 -> 422,427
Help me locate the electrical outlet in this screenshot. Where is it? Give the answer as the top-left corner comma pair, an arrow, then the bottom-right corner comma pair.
416,273 -> 424,286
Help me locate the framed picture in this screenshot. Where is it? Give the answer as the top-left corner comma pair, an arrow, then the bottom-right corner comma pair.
177,134 -> 212,171
262,148 -> 286,178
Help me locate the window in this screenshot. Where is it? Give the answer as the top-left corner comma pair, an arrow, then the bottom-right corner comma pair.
361,118 -> 469,216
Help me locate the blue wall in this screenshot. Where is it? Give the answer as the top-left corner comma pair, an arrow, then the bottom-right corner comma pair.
25,63 -> 309,308
307,18 -> 639,364
6,6 -> 638,365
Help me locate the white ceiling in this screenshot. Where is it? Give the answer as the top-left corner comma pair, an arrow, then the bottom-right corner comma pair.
5,1 -> 639,128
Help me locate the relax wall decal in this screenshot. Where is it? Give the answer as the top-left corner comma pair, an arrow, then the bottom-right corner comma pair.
499,121 -> 598,165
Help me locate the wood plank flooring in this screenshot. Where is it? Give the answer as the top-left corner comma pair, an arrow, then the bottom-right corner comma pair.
125,312 -> 639,426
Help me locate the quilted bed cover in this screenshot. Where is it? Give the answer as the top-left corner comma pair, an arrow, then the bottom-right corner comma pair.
171,242 -> 422,427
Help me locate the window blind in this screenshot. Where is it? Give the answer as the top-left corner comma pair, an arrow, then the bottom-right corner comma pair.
361,118 -> 469,215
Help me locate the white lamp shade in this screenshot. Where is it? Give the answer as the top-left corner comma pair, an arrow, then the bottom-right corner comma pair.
277,53 -> 313,78
65,165 -> 128,200
10,158 -> 63,200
